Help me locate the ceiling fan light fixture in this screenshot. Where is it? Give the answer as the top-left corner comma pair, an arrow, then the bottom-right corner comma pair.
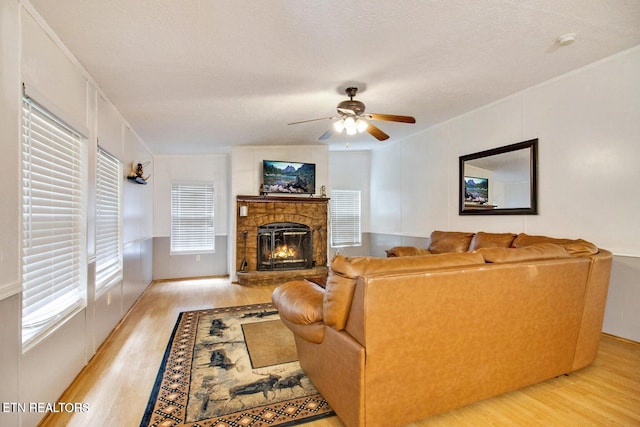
346,126 -> 357,136
343,116 -> 356,129
333,119 -> 345,132
355,118 -> 368,133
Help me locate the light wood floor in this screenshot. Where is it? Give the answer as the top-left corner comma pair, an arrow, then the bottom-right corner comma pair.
40,278 -> 640,427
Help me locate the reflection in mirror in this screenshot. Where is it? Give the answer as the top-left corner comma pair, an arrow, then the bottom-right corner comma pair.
459,139 -> 538,215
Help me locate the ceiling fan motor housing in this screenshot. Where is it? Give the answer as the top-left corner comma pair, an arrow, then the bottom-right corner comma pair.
337,99 -> 365,116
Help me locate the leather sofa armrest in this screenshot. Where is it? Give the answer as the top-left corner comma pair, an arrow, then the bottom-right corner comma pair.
272,280 -> 326,343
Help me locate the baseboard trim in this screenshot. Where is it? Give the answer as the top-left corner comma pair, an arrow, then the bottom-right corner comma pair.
152,275 -> 230,284
602,332 -> 640,346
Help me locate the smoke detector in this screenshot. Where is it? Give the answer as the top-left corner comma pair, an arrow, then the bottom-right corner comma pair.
556,33 -> 576,46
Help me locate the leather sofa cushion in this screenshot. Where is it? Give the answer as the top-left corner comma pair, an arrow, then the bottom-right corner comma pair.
512,233 -> 598,256
385,246 -> 432,257
468,232 -> 517,251
476,243 -> 571,263
428,230 -> 475,253
324,252 -> 485,330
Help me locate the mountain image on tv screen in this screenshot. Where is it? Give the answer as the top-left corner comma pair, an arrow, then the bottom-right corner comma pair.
464,176 -> 489,203
263,160 -> 316,194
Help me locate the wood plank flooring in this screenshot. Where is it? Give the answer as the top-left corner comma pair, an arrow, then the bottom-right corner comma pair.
39,278 -> 640,427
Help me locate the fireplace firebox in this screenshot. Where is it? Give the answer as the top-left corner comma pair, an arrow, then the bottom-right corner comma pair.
258,222 -> 313,271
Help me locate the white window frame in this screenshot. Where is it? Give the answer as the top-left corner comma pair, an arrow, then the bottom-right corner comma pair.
330,189 -> 362,248
21,96 -> 87,352
170,183 -> 215,255
95,146 -> 123,297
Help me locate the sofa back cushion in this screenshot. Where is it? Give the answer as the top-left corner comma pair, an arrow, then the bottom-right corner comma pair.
324,252 -> 485,330
512,233 -> 598,256
385,246 -> 432,257
468,232 -> 517,251
476,243 -> 570,263
428,231 -> 475,253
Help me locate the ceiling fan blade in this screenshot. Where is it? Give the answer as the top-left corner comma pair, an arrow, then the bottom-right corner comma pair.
366,122 -> 390,141
319,128 -> 335,140
367,113 -> 416,123
288,116 -> 335,125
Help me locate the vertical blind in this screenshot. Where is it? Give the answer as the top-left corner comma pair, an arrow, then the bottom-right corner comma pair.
170,183 -> 215,254
95,147 -> 123,294
21,97 -> 86,349
330,190 -> 362,247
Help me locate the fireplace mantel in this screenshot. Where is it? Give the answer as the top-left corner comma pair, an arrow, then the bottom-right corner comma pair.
237,195 -> 330,203
235,195 -> 329,285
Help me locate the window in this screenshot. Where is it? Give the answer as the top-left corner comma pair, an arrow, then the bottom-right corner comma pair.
330,190 -> 362,247
95,147 -> 123,295
21,97 -> 86,350
171,183 -> 215,254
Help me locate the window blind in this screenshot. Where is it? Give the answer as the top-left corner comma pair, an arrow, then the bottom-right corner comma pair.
170,183 -> 215,254
330,190 -> 362,247
21,97 -> 86,350
95,147 -> 123,295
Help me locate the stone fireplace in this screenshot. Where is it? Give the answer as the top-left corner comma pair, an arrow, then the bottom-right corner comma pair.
236,195 -> 329,285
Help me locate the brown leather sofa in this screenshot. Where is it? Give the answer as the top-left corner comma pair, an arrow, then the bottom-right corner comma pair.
272,231 -> 612,427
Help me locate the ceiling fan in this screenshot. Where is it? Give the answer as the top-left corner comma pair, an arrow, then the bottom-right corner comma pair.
288,87 -> 416,141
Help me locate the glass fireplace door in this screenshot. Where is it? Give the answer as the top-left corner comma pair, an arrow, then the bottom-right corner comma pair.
257,222 -> 313,271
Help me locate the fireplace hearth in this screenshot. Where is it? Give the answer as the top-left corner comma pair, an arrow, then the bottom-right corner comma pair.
258,222 -> 313,271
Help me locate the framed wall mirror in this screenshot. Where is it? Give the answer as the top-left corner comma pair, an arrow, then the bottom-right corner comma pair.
459,139 -> 538,215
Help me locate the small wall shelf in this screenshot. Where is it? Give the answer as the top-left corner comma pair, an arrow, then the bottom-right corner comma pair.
127,176 -> 148,185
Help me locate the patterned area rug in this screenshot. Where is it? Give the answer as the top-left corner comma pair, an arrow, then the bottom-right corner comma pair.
140,303 -> 334,427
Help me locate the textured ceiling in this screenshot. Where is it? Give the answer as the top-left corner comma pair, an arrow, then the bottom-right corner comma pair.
28,0 -> 640,153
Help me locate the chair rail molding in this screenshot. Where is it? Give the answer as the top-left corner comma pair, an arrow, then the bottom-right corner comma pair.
0,281 -> 21,301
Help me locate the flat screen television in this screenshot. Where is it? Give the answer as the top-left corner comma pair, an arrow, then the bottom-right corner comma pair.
464,176 -> 489,204
262,160 -> 316,195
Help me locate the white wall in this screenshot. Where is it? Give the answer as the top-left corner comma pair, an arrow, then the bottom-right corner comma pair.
329,150 -> 371,232
123,128 -> 154,243
0,0 -> 21,301
152,154 -> 229,279
370,46 -> 640,341
328,150 -> 371,256
0,3 -> 154,425
231,145 -> 329,198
